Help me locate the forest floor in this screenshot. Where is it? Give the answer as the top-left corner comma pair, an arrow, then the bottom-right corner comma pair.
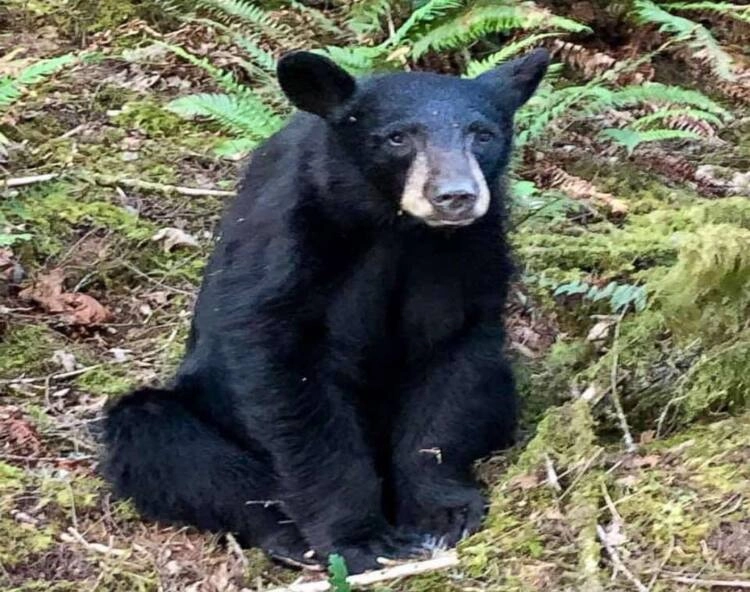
1,3 -> 749,592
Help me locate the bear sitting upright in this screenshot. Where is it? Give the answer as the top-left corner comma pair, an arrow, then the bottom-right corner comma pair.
101,48 -> 550,574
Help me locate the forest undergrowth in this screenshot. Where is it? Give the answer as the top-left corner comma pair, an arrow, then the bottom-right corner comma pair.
1,1 -> 749,590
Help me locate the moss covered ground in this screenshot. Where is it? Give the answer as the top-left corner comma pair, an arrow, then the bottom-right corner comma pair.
1,2 -> 749,590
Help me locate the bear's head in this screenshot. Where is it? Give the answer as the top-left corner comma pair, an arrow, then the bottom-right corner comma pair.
277,49 -> 549,228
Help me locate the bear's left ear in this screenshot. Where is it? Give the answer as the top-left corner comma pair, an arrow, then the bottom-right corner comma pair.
475,48 -> 550,111
277,51 -> 357,119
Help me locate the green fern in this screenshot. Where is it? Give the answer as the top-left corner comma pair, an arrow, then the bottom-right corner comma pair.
633,0 -> 735,80
288,0 -> 350,40
464,32 -> 561,77
662,2 -> 750,24
193,18 -> 277,74
411,3 -> 587,58
196,0 -> 292,41
0,53 -> 76,111
167,92 -> 284,142
387,0 -> 464,49
607,83 -> 730,117
629,107 -> 724,130
159,42 -> 248,96
555,279 -> 648,314
348,0 -> 395,39
600,127 -> 704,155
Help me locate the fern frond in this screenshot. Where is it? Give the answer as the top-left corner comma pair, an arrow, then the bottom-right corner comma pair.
0,53 -> 75,111
465,32 -> 561,77
516,79 -> 605,145
608,83 -> 730,117
601,127 -> 704,154
194,18 -> 277,73
15,53 -> 76,86
663,2 -> 750,24
214,136 -> 258,156
633,0 -> 735,80
388,0 -> 464,49
314,45 -> 384,75
0,78 -> 22,109
167,92 -> 283,139
288,0 -> 349,40
630,107 -> 723,130
347,0 -> 393,39
196,0 -> 292,41
411,3 -> 587,58
159,42 -> 247,95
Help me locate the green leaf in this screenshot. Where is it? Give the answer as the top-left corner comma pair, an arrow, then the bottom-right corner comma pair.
214,137 -> 257,157
327,554 -> 352,592
600,128 -> 643,155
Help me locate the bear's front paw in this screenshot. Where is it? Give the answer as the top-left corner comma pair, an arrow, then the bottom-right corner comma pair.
323,529 -> 426,575
397,481 -> 486,548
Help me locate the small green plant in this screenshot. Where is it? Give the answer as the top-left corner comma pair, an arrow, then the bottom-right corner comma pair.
0,53 -> 76,149
327,554 -> 352,592
555,280 -> 648,314
633,0 -> 738,79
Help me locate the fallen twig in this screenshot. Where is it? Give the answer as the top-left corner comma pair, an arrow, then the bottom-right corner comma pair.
0,364 -> 102,386
597,524 -> 648,592
89,173 -> 236,197
669,574 -> 750,588
610,314 -> 637,453
3,173 -> 60,188
60,527 -> 129,557
265,552 -> 459,592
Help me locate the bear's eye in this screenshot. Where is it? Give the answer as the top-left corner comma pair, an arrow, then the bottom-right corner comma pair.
476,130 -> 494,143
387,132 -> 406,146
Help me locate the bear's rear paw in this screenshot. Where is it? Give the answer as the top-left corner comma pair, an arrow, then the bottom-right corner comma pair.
398,482 -> 486,548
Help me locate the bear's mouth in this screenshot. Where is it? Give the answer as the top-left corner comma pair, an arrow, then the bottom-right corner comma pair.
422,215 -> 479,228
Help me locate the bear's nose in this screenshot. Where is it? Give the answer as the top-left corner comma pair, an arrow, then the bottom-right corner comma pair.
431,191 -> 477,215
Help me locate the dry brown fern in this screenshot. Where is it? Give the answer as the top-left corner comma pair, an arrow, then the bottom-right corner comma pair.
534,165 -> 629,215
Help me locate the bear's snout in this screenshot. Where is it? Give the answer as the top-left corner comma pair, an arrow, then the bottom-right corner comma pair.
400,146 -> 491,227
429,182 -> 479,220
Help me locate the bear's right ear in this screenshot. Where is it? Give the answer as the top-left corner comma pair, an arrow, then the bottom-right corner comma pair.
277,51 -> 357,119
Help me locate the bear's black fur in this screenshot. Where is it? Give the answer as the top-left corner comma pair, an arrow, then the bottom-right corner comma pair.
102,48 -> 550,574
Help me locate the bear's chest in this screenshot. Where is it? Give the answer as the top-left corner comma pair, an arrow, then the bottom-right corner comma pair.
324,235 -> 468,387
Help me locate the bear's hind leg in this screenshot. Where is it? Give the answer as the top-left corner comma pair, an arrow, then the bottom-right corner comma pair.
101,387 -> 311,563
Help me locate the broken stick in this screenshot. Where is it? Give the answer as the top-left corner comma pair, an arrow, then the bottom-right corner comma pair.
265,551 -> 459,592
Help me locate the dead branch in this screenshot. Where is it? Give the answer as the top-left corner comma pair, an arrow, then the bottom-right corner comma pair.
264,552 -> 459,592
60,527 -> 129,557
669,574 -> 750,589
89,173 -> 236,197
3,173 -> 60,188
597,524 -> 648,592
610,315 -> 637,453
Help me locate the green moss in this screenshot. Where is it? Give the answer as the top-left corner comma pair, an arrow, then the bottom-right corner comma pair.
114,100 -> 192,139
75,364 -> 136,397
518,337 -> 594,425
0,325 -> 67,380
656,224 -> 750,341
92,570 -> 158,592
5,182 -> 153,258
0,519 -> 56,568
39,473 -> 104,512
0,462 -> 25,493
0,464 -> 56,567
567,474 -> 604,592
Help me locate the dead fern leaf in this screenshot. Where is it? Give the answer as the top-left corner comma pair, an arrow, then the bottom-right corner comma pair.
549,39 -> 615,78
539,165 -> 629,215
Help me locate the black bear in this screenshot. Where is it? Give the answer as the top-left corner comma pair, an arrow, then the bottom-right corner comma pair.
102,48 -> 550,574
